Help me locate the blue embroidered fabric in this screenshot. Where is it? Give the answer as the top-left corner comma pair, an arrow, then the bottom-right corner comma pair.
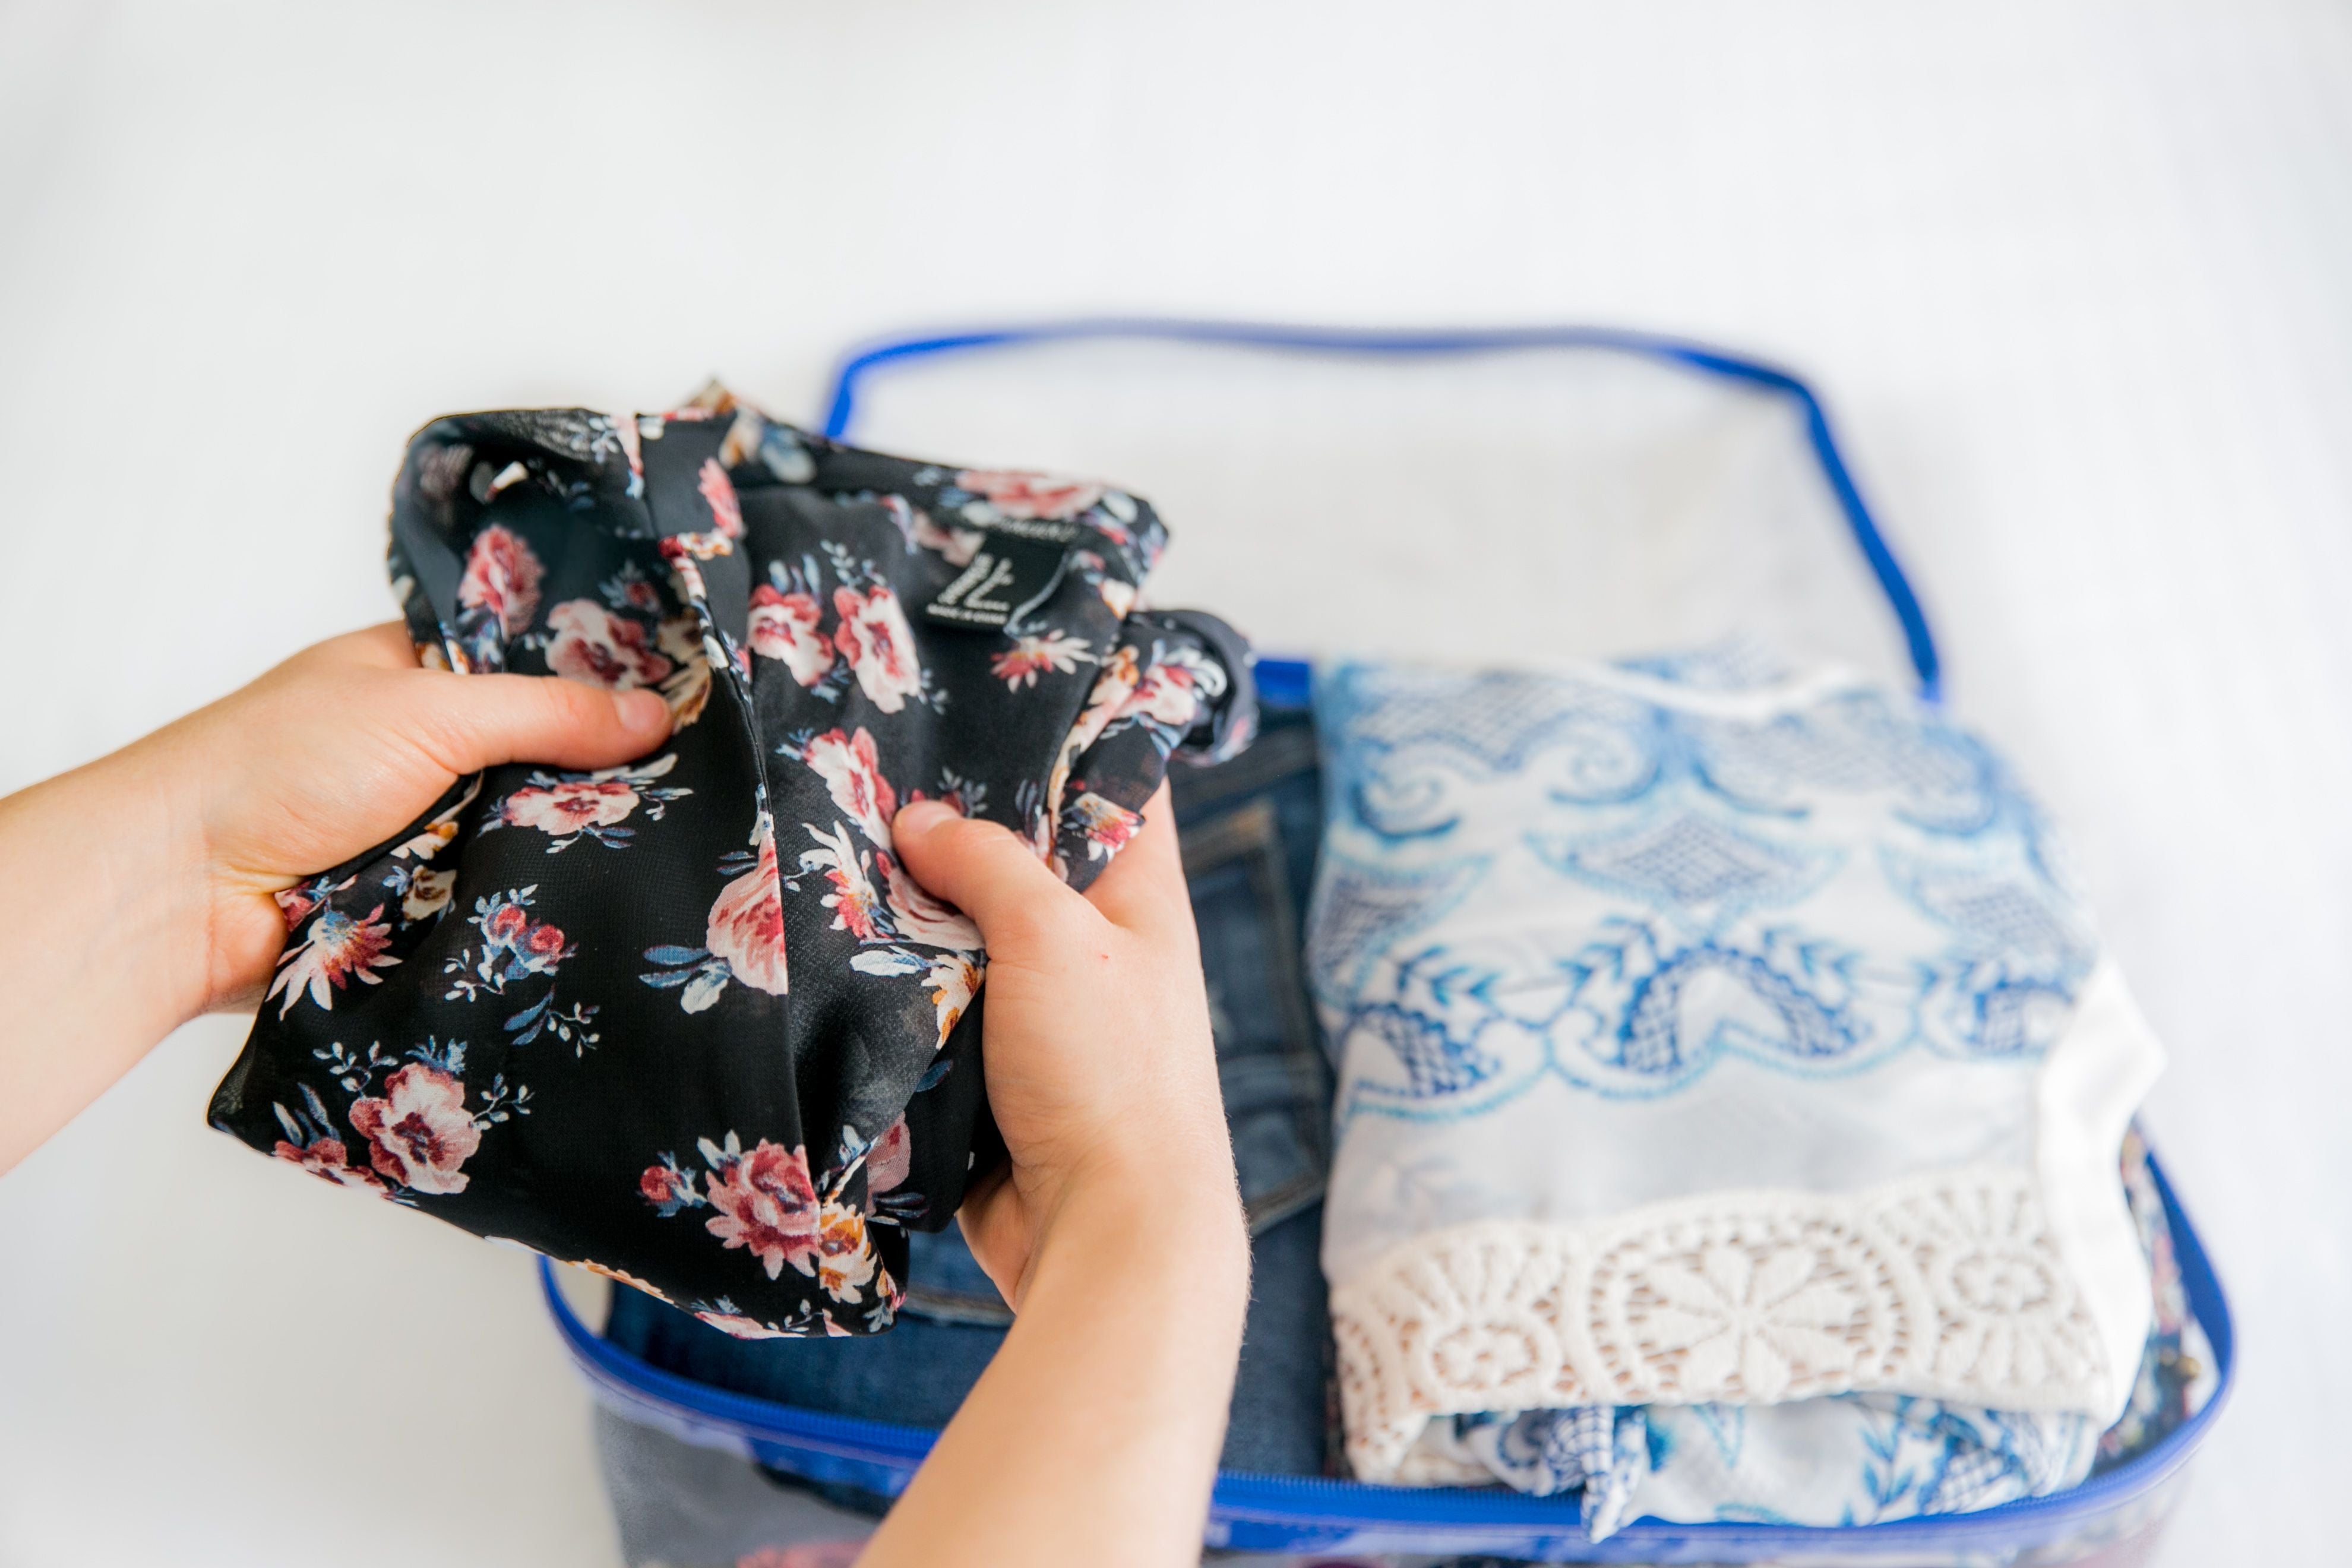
1310,649 -> 2090,1114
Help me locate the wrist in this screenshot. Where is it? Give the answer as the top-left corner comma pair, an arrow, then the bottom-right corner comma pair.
0,738 -> 224,1171
1023,1136 -> 1250,1312
80,733 -> 233,1029
136,710 -> 305,1017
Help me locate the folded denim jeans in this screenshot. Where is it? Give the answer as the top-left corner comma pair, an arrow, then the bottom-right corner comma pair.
603,704 -> 1335,1478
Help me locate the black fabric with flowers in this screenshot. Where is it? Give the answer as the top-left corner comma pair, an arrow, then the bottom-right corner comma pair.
207,388 -> 1256,1338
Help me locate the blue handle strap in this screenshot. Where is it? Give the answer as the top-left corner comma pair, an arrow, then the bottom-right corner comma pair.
816,319 -> 1942,703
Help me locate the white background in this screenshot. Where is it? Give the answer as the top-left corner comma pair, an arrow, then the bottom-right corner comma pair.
2,2 -> 2346,1563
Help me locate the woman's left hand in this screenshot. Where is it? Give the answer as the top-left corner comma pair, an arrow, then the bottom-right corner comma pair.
0,622 -> 672,1171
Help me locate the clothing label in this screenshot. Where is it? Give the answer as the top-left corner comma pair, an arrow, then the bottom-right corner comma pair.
922,522 -> 1077,630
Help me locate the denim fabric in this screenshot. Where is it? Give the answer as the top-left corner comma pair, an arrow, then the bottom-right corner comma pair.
603,703 -> 1335,1479
1178,725 -> 1330,1234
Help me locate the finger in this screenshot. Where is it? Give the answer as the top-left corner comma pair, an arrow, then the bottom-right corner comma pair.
1082,782 -> 1192,941
409,670 -> 674,775
892,800 -> 1095,953
338,621 -> 431,669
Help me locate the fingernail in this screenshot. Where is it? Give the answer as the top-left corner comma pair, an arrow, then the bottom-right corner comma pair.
894,799 -> 956,836
614,689 -> 670,731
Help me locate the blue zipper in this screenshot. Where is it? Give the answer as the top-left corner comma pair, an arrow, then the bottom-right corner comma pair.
542,1150 -> 2232,1560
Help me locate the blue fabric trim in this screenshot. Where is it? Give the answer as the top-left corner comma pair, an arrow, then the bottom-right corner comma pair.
814,319 -> 1943,702
1251,655 -> 1312,711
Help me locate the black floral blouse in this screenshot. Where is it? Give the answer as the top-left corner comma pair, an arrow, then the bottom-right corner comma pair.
208,387 -> 1254,1338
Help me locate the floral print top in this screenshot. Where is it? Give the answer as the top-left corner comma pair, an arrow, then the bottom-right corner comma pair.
208,386 -> 1255,1338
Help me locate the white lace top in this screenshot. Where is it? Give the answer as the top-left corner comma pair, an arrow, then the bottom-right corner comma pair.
1307,655 -> 2162,1483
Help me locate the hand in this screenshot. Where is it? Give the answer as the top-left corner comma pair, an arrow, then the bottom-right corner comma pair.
865,786 -> 1248,1568
0,622 -> 671,1172
159,624 -> 674,1013
890,784 -> 1245,1308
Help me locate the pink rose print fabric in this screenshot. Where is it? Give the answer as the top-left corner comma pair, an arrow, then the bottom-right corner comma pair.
544,600 -> 674,690
829,583 -> 922,713
455,524 -> 543,655
748,574 -> 831,687
348,1061 -> 483,1194
210,389 -> 1254,1337
701,817 -> 794,1003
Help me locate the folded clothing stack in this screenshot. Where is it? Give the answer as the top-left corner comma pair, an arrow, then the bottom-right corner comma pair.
1307,649 -> 2201,1537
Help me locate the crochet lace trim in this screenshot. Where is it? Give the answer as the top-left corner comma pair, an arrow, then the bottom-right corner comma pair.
1330,1164 -> 2114,1482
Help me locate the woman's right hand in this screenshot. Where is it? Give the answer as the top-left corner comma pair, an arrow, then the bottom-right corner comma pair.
889,783 -> 1244,1309
867,785 -> 1248,1568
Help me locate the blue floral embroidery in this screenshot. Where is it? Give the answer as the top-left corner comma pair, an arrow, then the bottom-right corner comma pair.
1312,657 -> 2099,1122
1533,810 -> 1844,918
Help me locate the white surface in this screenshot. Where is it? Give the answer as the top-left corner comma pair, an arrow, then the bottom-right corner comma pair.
2,1 -> 2346,1562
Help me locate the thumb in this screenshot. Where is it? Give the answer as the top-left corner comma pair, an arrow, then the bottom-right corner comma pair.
891,799 -> 1095,954
415,671 -> 674,774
